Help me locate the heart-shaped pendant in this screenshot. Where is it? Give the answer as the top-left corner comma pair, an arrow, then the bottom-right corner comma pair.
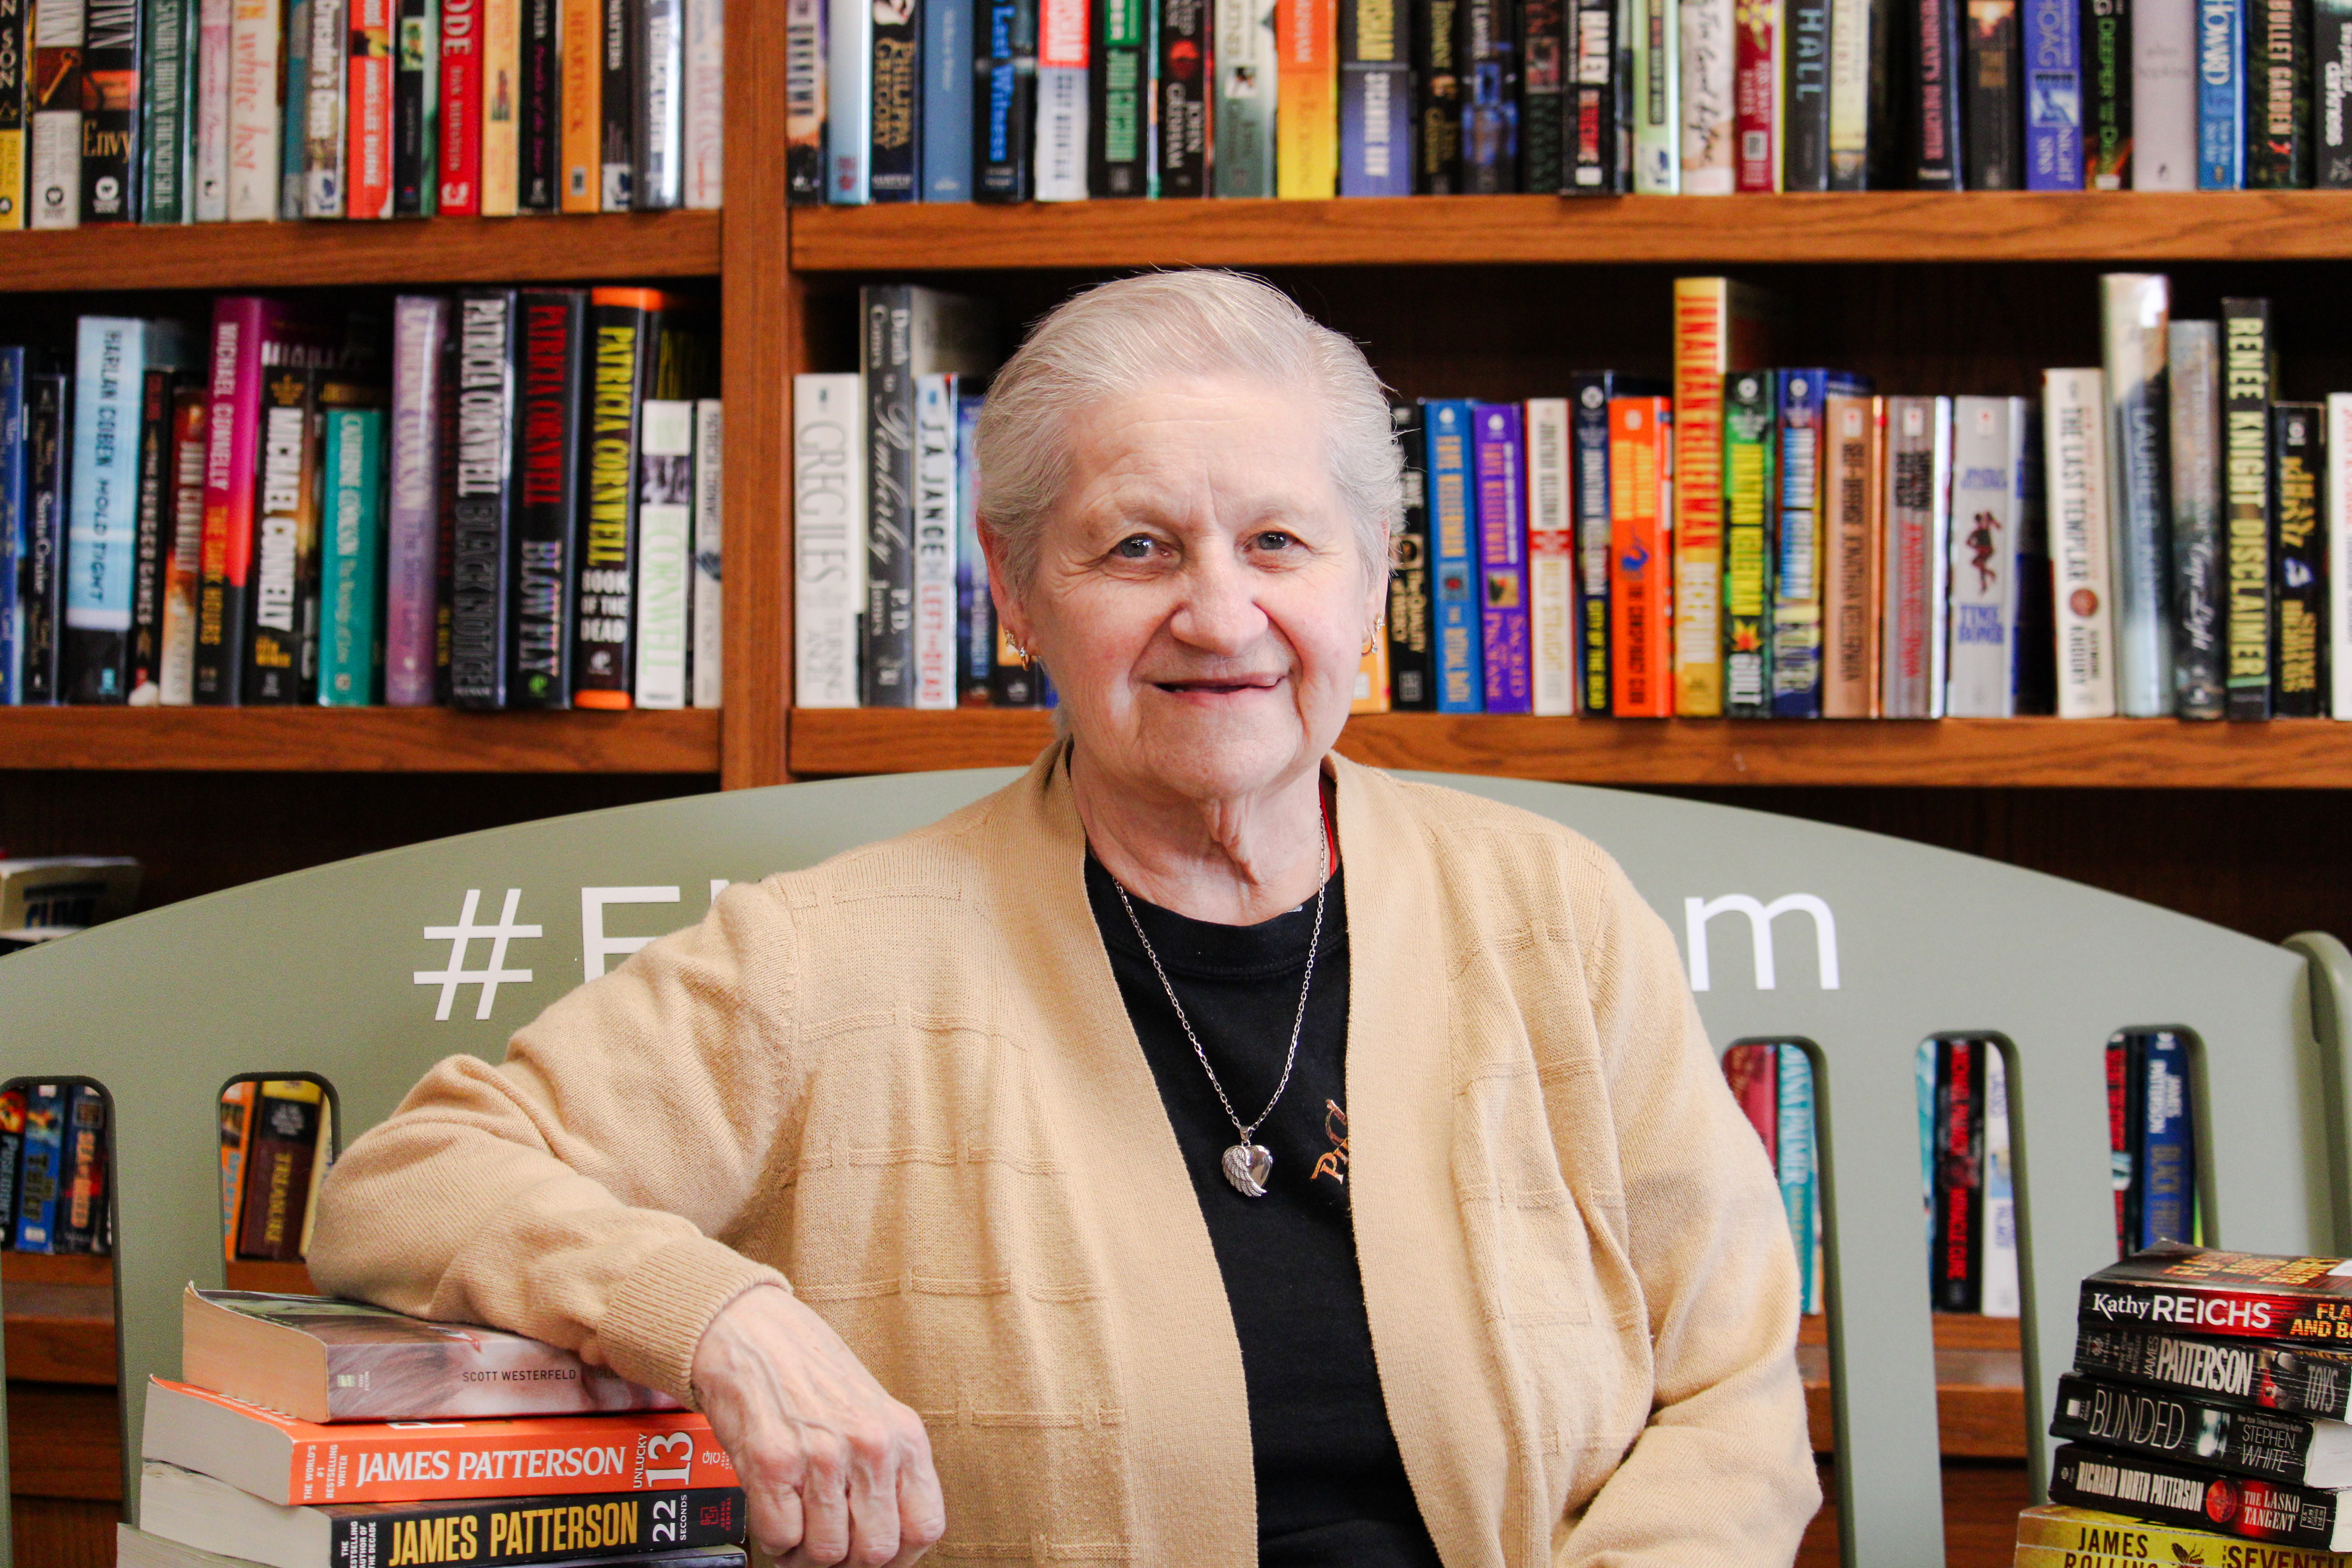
1222,1143 -> 1273,1198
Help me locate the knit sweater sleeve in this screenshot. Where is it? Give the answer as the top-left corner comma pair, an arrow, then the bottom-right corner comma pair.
1554,855 -> 1821,1566
305,879 -> 799,1405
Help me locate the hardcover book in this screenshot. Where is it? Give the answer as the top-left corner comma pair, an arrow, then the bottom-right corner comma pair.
1609,392 -> 1674,716
1035,0 -> 1091,197
1155,0 -> 1207,193
1387,402 -> 1436,710
955,393 -> 988,703
1520,0 -> 1567,190
828,0 -> 872,199
2273,400 -> 2326,715
2248,0 -> 2310,186
2025,0 -> 2082,186
2044,366 -> 2120,718
785,0 -> 828,202
242,364 -> 323,705
631,400 -> 694,708
1278,0 -> 1339,195
1462,0 -> 1519,188
392,0 -> 439,214
598,0 -> 636,206
2135,0 -> 2195,184
385,296 -> 446,706
1086,0 -> 1149,196
1722,370 -> 1776,717
1678,0 -> 1733,191
1820,381 -> 1880,717
1425,398 -> 1484,712
126,366 -> 180,703
0,0 -> 25,228
1943,396 -> 2021,718
867,0 -> 920,201
2323,0 -> 2352,183
1527,397 -> 1576,715
29,0 -> 88,227
632,0 -> 685,209
1473,401 -> 1531,713
509,289 -> 586,709
691,399 -> 722,708
1732,0 -> 1777,188
2101,272 -> 2175,717
975,0 -> 1038,199
2169,319 -> 2227,717
575,289 -> 671,708
517,0 -> 557,207
13,1084 -> 63,1250
925,0 -> 976,198
2080,1243 -> 2352,1342
1824,0 -> 1872,184
2074,1323 -> 2352,1420
119,1523 -> 746,1568
141,0 -> 198,221
349,0 -> 395,216
910,373 -> 960,709
1914,0 -> 1964,186
1413,0 -> 1462,189
1565,0 -> 1623,189
67,316 -> 185,702
1339,0 -> 1412,193
2017,1504 -> 2352,1568
2084,0 -> 2130,186
2222,297 -> 2274,717
2200,0 -> 2244,184
1783,0 -> 1829,186
1632,0 -> 1679,188
1931,1035 -> 1985,1312
445,290 -> 519,710
2049,1440 -> 2352,1550
2333,393 -> 2352,720
81,0 -> 143,220
318,400 -> 384,705
1770,370 -> 1848,718
22,373 -> 66,703
793,373 -> 864,708
1669,277 -> 1774,716
1961,0 -> 2019,186
2053,1374 -> 2352,1487
1888,394 -> 1958,718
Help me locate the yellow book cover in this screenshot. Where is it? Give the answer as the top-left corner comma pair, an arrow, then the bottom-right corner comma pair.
1670,276 -> 1775,715
0,133 -> 19,229
559,0 -> 602,211
478,0 -> 519,213
1275,0 -> 1337,196
2017,1503 -> 2352,1566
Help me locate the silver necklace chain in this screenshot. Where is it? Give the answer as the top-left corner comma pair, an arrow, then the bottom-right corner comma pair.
1111,822 -> 1329,1159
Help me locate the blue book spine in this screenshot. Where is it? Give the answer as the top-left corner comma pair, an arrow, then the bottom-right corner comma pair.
2197,0 -> 2245,186
13,1086 -> 65,1253
66,317 -> 154,704
1339,0 -> 1413,196
2025,0 -> 2083,189
281,0 -> 312,214
319,406 -> 386,706
1777,1044 -> 1818,1316
1472,401 -> 1531,713
924,0 -> 977,196
954,394 -> 991,700
2139,1030 -> 2197,1248
1425,399 -> 1484,713
0,348 -> 26,705
1771,369 -> 1829,719
1916,1038 -> 1938,1256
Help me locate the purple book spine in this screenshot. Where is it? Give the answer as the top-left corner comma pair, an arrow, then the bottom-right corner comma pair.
385,295 -> 448,707
1474,400 -> 1532,713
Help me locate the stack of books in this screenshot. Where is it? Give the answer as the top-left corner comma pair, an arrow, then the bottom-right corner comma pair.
2029,1243 -> 2352,1557
119,1286 -> 751,1568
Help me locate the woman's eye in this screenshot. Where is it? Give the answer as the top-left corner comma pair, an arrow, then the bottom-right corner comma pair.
1253,530 -> 1297,551
1113,535 -> 1157,560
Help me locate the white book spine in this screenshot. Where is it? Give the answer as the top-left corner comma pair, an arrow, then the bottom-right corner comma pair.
2331,394 -> 2352,720
691,399 -> 724,709
637,0 -> 684,207
2101,272 -> 2174,716
29,0 -> 87,228
1980,1047 -> 2021,1317
1034,0 -> 1090,201
305,0 -> 349,215
1213,0 -> 1277,196
1526,397 -> 1576,715
1634,0 -> 1680,191
1678,0 -> 1734,192
1926,399 -> 1951,716
794,373 -> 865,707
683,0 -> 724,207
227,0 -> 283,219
912,374 -> 960,710
1827,0 -> 1869,180
1946,396 -> 2023,718
825,0 -> 871,201
2046,368 -> 2120,718
195,0 -> 234,218
2132,0 -> 2197,188
632,400 -> 695,710
159,394 -> 206,704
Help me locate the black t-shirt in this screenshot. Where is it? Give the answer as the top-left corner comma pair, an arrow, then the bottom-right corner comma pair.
1084,854 -> 1443,1568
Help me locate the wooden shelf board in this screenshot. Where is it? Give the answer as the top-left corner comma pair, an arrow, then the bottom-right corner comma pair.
789,707 -> 2352,788
0,707 -> 720,772
0,212 -> 722,294
790,191 -> 2352,272
0,1256 -> 109,1288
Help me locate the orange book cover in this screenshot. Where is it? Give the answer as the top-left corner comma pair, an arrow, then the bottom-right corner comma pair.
559,0 -> 602,211
1821,386 -> 1881,716
1352,633 -> 1390,712
1609,394 -> 1675,717
1669,277 -> 1774,717
144,1379 -> 739,1506
216,1081 -> 255,1263
1275,0 -> 1337,196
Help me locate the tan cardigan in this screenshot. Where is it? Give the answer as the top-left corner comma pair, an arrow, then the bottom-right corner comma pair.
310,747 -> 1819,1566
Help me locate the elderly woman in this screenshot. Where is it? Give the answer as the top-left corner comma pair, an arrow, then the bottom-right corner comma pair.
309,270 -> 1818,1568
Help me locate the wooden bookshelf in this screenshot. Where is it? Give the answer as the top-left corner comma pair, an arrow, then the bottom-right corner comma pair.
0,707 -> 720,773
789,707 -> 2352,789
791,191 -> 2352,272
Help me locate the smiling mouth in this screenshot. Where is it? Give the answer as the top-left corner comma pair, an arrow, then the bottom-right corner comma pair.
1152,677 -> 1283,695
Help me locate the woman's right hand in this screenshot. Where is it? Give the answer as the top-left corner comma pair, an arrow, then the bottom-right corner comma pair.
690,1284 -> 945,1567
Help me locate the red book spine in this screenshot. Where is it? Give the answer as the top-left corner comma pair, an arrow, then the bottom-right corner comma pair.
351,0 -> 396,217
194,297 -> 274,705
1733,0 -> 1775,190
1608,394 -> 1674,716
438,0 -> 482,213
2106,1037 -> 2129,1256
1720,1042 -> 1779,1161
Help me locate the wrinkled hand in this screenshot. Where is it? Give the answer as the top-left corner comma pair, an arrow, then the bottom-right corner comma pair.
691,1285 -> 944,1566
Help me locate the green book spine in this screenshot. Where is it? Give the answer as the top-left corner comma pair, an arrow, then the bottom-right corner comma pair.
1722,369 -> 1777,718
140,0 -> 196,219
2222,297 -> 2274,716
319,405 -> 386,705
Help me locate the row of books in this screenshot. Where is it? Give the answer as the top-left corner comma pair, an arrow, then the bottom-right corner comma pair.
0,287 -> 721,710
0,0 -> 724,229
216,1078 -> 335,1265
0,1082 -> 113,1254
1919,1036 -> 2021,1315
2033,1244 -> 2352,1555
787,0 -> 2352,203
123,1287 -> 748,1566
1720,1042 -> 1825,1315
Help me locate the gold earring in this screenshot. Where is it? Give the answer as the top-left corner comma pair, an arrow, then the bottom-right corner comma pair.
1013,642 -> 1034,670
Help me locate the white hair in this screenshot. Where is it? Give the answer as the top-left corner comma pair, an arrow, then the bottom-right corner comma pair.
974,270 -> 1403,595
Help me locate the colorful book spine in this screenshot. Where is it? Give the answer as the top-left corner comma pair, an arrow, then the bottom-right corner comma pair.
1156,0 -> 1208,193
785,0 -> 827,202
952,393 -> 986,704
975,0 -> 1037,199
2102,272 -> 2175,716
2272,400 -> 2325,715
1982,1044 -> 2019,1315
828,0 -> 871,199
78,0 -> 143,221
1426,399 -> 1484,712
1670,279 -> 1732,716
1572,375 -> 1617,712
224,0 -> 280,218
1914,0 -> 1964,186
57,1087 -> 105,1253
2248,0 -> 2310,186
1273,0 -> 1335,194
1387,402 -> 1436,710
13,1086 -> 64,1250
67,317 -> 166,702
1932,1035 -> 1985,1311
1821,383 -> 1880,717
1527,397 -> 1576,716
1678,0 -> 1733,191
1772,369 -> 1829,718
1610,392 -> 1674,716
22,373 -> 66,702
305,0 -> 350,214
477,0 -> 518,214
2136,1028 -> 2195,1245
1567,0 -> 1623,190
561,0 -> 601,206
911,373 -> 960,710
1414,0 -> 1462,190
2223,297 -> 2273,718
393,0 -> 439,214
282,0 -> 313,214
2084,0 -> 2130,186
2026,0 -> 2083,186
1722,370 -> 1775,718
691,398 -> 722,708
2046,366 -> 2121,718
158,385 -> 205,703
599,0 -> 635,205
2072,1323 -> 2352,1417
0,1091 -> 22,1225
1776,1045 -> 1819,1316
1521,0 -> 1567,190
317,402 -> 383,705
1825,0 -> 1870,184
142,0 -> 197,222
868,0 -> 918,200
0,0 -> 24,228
2057,1371 -> 2336,1482
1963,0 -> 2021,185
575,288 -> 662,708
1784,0 -> 1829,187
1036,0 -> 1091,197
925,0 -> 977,197
681,0 -> 723,206
1473,401 -> 1531,713
793,373 -> 864,708
1633,0 -> 1680,188
386,296 -> 445,706
1459,0 -> 1519,188
2199,0 -> 2245,184
1340,0 -> 1413,192
2333,391 -> 2352,720
1944,396 -> 2021,718
1090,0 -> 1151,195
2049,1442 -> 2349,1551
632,400 -> 693,709
2169,319 -> 2227,717
243,363 -> 322,705
1881,395 -> 1953,720
517,0 -> 558,207
2322,0 -> 2352,184
29,0 -> 87,227
437,0 -> 482,213
510,289 -> 584,709
349,0 -> 395,215
2136,0 -> 2196,185
1733,0 -> 1777,189
196,299 -> 264,705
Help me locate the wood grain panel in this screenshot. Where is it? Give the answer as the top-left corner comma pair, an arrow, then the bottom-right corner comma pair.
0,213 -> 722,293
1800,1461 -> 2036,1568
793,191 -> 2352,271
0,1257 -> 109,1289
5,1384 -> 121,1501
789,707 -> 2352,788
0,708 -> 719,772
9,1497 -> 117,1566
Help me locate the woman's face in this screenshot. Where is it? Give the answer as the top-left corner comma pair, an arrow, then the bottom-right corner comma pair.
999,374 -> 1383,809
